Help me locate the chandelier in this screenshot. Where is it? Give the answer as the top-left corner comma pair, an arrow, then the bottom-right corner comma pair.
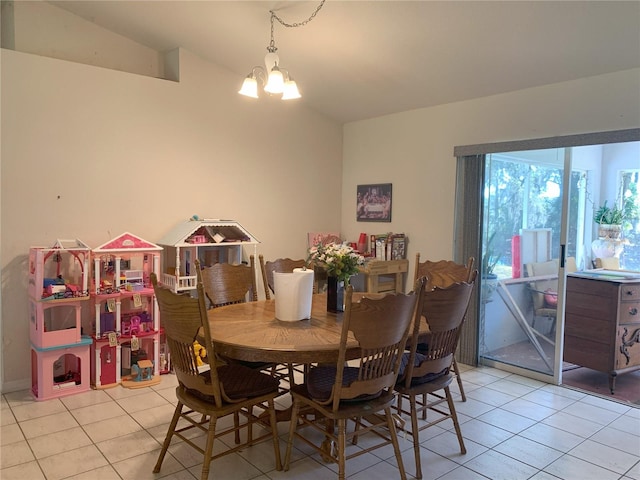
238,1 -> 326,100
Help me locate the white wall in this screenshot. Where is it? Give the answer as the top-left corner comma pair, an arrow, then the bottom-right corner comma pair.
0,47 -> 343,391
2,2 -> 639,392
341,69 -> 640,283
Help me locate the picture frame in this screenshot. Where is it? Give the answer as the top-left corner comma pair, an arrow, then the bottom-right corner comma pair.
356,183 -> 392,222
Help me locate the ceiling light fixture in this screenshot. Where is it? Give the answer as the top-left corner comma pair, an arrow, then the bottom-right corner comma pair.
238,0 -> 326,100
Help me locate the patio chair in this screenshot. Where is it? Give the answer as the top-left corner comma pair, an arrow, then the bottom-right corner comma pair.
395,278 -> 476,479
283,279 -> 425,480
150,266 -> 282,480
413,254 -> 475,401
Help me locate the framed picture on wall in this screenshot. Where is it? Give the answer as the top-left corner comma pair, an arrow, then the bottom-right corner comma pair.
356,183 -> 392,222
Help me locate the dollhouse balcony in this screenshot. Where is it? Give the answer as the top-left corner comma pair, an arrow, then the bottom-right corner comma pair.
161,273 -> 197,292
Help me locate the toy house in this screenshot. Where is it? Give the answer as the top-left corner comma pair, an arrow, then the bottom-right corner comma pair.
90,232 -> 163,388
158,218 -> 259,294
28,239 -> 92,400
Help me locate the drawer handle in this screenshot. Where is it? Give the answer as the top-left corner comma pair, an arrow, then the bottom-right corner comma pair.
626,290 -> 635,296
630,307 -> 638,316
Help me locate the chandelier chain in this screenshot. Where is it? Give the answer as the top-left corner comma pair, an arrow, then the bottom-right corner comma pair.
268,0 -> 326,50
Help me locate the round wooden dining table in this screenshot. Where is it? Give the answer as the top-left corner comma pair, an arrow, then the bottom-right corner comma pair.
207,294 -> 359,364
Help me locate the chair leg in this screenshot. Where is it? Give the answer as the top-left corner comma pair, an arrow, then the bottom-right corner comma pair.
268,398 -> 283,471
452,358 -> 466,402
445,386 -> 466,454
386,406 -> 408,480
200,415 -> 218,480
153,402 -> 183,474
283,399 -> 301,471
337,418 -> 347,480
234,411 -> 241,444
409,395 -> 422,479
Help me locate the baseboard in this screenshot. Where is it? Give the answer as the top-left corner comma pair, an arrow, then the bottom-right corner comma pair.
1,378 -> 31,394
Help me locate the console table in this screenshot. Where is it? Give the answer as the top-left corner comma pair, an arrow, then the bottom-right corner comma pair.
359,259 -> 409,294
564,270 -> 640,394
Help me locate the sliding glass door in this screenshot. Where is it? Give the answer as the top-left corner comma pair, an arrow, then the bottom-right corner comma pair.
478,148 -> 575,380
455,132 -> 639,386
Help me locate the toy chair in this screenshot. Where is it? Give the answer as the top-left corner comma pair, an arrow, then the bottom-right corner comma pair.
122,315 -> 142,336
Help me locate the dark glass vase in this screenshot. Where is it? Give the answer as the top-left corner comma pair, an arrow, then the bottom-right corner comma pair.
326,276 -> 345,313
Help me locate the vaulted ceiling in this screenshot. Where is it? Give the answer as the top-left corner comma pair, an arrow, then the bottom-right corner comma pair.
51,1 -> 640,124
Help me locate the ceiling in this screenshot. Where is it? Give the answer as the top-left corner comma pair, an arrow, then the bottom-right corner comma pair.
50,1 -> 640,124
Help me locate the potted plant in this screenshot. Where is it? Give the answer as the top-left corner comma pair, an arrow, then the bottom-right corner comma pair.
481,231 -> 500,303
593,200 -> 624,239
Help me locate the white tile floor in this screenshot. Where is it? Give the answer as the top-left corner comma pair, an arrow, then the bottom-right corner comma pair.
1,364 -> 638,480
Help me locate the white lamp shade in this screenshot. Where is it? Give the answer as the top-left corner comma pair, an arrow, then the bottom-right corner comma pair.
282,79 -> 301,100
264,68 -> 284,94
238,76 -> 259,98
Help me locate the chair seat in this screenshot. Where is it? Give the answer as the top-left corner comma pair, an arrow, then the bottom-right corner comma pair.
398,352 -> 448,385
190,364 -> 279,402
395,371 -> 454,395
307,366 -> 382,402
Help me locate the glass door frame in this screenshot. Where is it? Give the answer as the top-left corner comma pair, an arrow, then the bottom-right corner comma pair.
453,128 -> 640,385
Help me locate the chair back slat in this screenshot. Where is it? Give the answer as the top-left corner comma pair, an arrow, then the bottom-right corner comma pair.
331,279 -> 425,410
402,281 -> 474,386
201,256 -> 258,307
414,254 -> 475,290
152,262 -> 223,406
262,257 -> 308,296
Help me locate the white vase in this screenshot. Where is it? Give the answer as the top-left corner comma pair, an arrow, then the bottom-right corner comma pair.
592,224 -> 624,260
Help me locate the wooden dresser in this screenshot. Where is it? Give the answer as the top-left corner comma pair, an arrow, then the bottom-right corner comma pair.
564,270 -> 640,393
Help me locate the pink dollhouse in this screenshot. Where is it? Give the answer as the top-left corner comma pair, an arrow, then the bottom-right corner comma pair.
91,232 -> 163,389
29,239 -> 92,400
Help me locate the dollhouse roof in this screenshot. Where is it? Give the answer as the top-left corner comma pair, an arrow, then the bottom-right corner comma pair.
157,219 -> 259,246
50,239 -> 91,251
93,232 -> 162,253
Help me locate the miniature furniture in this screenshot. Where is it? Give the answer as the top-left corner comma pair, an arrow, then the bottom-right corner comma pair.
283,284 -> 421,480
359,258 -> 409,294
151,271 -> 282,480
564,270 -> 640,393
91,232 -> 163,388
158,218 -> 259,294
28,239 -> 92,400
395,280 -> 475,480
414,254 -> 475,401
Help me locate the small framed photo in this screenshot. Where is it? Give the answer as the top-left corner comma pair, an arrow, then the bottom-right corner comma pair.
357,183 -> 392,222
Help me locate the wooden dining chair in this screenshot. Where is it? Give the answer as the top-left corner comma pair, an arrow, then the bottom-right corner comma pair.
258,255 -> 309,300
258,255 -> 311,382
395,278 -> 476,479
283,279 -> 425,480
200,255 -> 277,374
150,266 -> 282,480
414,254 -> 475,401
200,255 -> 259,308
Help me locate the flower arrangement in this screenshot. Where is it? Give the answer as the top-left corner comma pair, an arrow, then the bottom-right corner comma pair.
308,242 -> 365,283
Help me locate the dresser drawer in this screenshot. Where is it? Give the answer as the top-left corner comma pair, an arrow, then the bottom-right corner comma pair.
620,284 -> 640,301
619,302 -> 640,324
